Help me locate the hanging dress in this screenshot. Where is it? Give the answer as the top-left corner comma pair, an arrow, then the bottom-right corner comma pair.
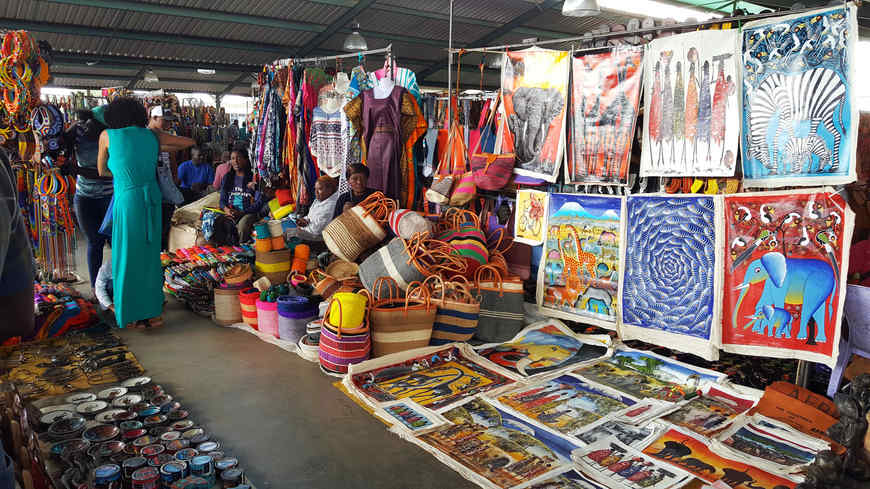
107,126 -> 162,327
360,85 -> 405,201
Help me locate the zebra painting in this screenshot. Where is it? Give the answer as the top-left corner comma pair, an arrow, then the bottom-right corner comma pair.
741,6 -> 857,187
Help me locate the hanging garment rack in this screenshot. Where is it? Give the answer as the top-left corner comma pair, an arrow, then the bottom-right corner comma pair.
448,2 -> 855,54
271,44 -> 392,67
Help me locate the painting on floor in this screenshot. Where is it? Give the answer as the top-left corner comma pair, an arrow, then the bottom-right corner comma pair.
662,385 -> 758,437
568,46 -> 643,185
476,320 -> 610,377
348,345 -> 516,412
501,47 -> 570,182
537,194 -> 621,328
380,400 -> 448,433
620,195 -> 721,360
722,190 -> 853,366
641,29 -> 741,177
741,6 -> 858,187
573,438 -> 694,489
497,374 -> 633,438
417,397 -> 580,488
575,420 -> 663,449
643,428 -> 797,488
527,469 -> 608,489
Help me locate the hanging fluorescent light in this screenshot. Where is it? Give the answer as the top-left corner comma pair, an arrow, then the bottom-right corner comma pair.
598,0 -> 720,22
562,0 -> 600,17
144,68 -> 159,83
85,60 -> 99,66
343,22 -> 368,52
197,68 -> 216,75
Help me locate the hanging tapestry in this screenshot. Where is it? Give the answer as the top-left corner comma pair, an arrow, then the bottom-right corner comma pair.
568,46 -> 643,185
641,29 -> 740,177
721,189 -> 853,367
496,374 -> 633,439
660,384 -> 758,437
501,48 -> 569,182
416,397 -> 580,488
741,6 -> 858,188
537,194 -> 621,328
619,196 -> 722,360
643,428 -> 797,488
514,189 -> 549,245
344,344 -> 517,413
475,320 -> 610,377
573,438 -> 694,489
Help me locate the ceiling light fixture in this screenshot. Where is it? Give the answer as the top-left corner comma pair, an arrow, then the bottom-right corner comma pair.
85,60 -> 99,66
343,22 -> 368,52
597,0 -> 720,22
197,68 -> 216,75
562,0 -> 600,17
485,53 -> 504,69
144,68 -> 159,83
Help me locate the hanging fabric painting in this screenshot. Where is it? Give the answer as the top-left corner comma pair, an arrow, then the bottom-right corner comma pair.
501,48 -> 569,182
568,46 -> 643,185
514,189 -> 549,246
641,29 -> 740,177
741,6 -> 858,188
537,193 -> 621,328
721,189 -> 853,367
619,195 -> 722,360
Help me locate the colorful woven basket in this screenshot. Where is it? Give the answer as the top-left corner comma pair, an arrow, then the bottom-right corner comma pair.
238,288 -> 260,330
322,192 -> 395,262
366,279 -> 436,357
423,275 -> 480,345
256,299 -> 279,338
255,249 -> 292,285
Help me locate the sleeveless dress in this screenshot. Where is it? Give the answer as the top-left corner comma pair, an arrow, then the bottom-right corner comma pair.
361,85 -> 404,201
107,127 -> 163,327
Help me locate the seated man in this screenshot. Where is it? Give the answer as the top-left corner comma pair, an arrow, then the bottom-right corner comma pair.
177,146 -> 214,203
296,175 -> 338,242
333,163 -> 374,218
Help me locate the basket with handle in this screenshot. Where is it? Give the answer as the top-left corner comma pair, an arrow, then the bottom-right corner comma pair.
358,232 -> 466,292
323,191 -> 397,262
437,208 -> 489,278
318,295 -> 371,374
471,264 -> 525,342
365,278 -> 437,357
423,275 -> 481,345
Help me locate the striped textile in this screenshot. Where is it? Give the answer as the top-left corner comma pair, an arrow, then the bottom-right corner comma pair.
429,303 -> 480,345
473,278 -> 525,343
370,302 -> 436,357
439,226 -> 489,277
323,205 -> 386,262
359,238 -> 425,292
318,326 -> 371,374
448,172 -> 476,206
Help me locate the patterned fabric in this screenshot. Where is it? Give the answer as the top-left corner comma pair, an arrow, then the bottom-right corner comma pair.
309,107 -> 345,178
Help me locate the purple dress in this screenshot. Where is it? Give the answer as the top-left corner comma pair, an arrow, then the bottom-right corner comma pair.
361,85 -> 405,201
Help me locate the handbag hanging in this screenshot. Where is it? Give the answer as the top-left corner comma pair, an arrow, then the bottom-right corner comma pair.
470,91 -> 515,191
471,264 -> 525,343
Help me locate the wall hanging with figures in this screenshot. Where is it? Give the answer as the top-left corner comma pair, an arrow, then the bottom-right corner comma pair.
741,5 -> 858,187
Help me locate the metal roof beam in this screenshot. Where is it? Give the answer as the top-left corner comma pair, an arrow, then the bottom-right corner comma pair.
47,82 -> 240,95
52,52 -> 261,72
297,0 -> 379,56
125,66 -> 148,89
417,0 -> 562,82
54,72 -> 231,85
220,72 -> 255,97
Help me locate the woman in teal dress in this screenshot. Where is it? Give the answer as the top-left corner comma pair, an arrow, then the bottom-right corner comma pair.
97,98 -> 194,328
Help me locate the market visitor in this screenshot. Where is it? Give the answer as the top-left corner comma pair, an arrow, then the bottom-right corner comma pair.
333,163 -> 374,218
64,106 -> 112,288
97,97 -> 194,329
296,175 -> 338,241
0,147 -> 35,341
94,260 -> 113,314
212,150 -> 231,191
148,105 -> 185,249
177,146 -> 214,203
220,146 -> 265,243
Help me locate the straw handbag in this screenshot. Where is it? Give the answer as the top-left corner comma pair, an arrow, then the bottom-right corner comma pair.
471,91 -> 515,191
323,192 -> 396,262
437,209 -> 489,278
388,209 -> 431,239
364,279 -> 436,357
359,233 -> 466,292
318,297 -> 371,374
423,275 -> 480,345
471,264 -> 525,343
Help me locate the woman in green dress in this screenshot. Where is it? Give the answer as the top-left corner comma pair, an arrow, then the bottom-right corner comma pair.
97,98 -> 194,328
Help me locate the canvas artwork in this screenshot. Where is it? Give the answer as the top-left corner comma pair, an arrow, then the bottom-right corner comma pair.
608,349 -> 727,387
380,400 -> 447,433
573,438 -> 694,489
348,345 -> 516,412
643,428 -> 797,488
641,29 -> 740,177
568,47 -> 644,185
502,47 -> 570,182
537,194 -> 621,328
662,385 -> 758,437
713,414 -> 828,476
573,362 -> 686,403
497,374 -> 633,438
620,195 -> 721,360
417,397 -> 580,488
722,190 -> 853,367
612,400 -> 680,427
741,6 -> 858,187
527,469 -> 609,489
515,189 -> 549,246
575,420 -> 664,449
476,320 -> 610,377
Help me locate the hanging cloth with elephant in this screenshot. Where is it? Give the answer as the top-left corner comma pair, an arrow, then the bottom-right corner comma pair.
721,189 -> 854,367
501,47 -> 569,183
741,6 -> 858,188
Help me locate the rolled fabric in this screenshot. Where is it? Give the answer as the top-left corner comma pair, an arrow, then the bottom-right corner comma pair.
256,299 -> 279,338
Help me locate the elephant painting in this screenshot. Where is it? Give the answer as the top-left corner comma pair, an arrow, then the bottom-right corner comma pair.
747,305 -> 793,338
732,251 -> 836,343
508,86 -> 565,169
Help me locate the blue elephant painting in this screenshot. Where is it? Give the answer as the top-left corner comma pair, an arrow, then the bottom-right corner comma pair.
724,191 -> 850,361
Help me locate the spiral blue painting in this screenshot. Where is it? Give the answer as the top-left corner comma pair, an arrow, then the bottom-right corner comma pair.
741,6 -> 857,187
623,196 -> 716,340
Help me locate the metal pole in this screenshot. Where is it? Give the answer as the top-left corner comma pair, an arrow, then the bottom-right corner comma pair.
447,0 -> 454,125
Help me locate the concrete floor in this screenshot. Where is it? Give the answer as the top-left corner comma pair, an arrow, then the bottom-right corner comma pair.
116,299 -> 477,489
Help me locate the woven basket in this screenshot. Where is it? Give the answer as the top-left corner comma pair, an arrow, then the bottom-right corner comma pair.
255,249 -> 292,285
223,264 -> 252,286
325,260 -> 358,280
365,279 -> 436,357
322,192 -> 395,262
423,275 -> 480,345
358,234 -> 465,292
472,265 -> 525,343
238,288 -> 260,330
254,238 -> 272,253
256,299 -> 279,337
213,287 -> 243,326
277,296 -> 317,344
318,298 -> 371,374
